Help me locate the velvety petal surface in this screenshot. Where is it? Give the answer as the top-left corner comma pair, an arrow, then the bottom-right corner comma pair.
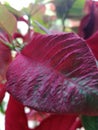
5,95 -> 29,130
6,32 -> 98,115
33,114 -> 81,130
0,84 -> 5,103
86,31 -> 98,60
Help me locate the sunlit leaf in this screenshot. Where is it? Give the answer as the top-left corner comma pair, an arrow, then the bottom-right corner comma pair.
0,32 -> 12,81
0,4 -> 17,36
5,2 -> 22,18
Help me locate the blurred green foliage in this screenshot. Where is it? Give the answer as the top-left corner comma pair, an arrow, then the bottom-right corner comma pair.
55,0 -> 85,19
3,0 -> 86,33
69,0 -> 85,19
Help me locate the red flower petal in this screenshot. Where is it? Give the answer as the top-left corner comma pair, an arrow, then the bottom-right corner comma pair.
6,33 -> 98,115
5,95 -> 29,130
86,31 -> 98,60
33,114 -> 81,130
13,29 -> 34,43
0,84 -> 5,103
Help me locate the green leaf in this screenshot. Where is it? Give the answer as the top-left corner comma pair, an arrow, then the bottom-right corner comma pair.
5,3 -> 22,18
82,115 -> 98,130
0,4 -> 17,35
0,102 -> 5,114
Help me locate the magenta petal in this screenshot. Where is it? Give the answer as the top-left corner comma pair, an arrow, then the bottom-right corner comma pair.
6,33 -> 98,115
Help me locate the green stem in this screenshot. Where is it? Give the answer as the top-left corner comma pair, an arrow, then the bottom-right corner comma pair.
34,20 -> 51,34
0,38 -> 15,50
